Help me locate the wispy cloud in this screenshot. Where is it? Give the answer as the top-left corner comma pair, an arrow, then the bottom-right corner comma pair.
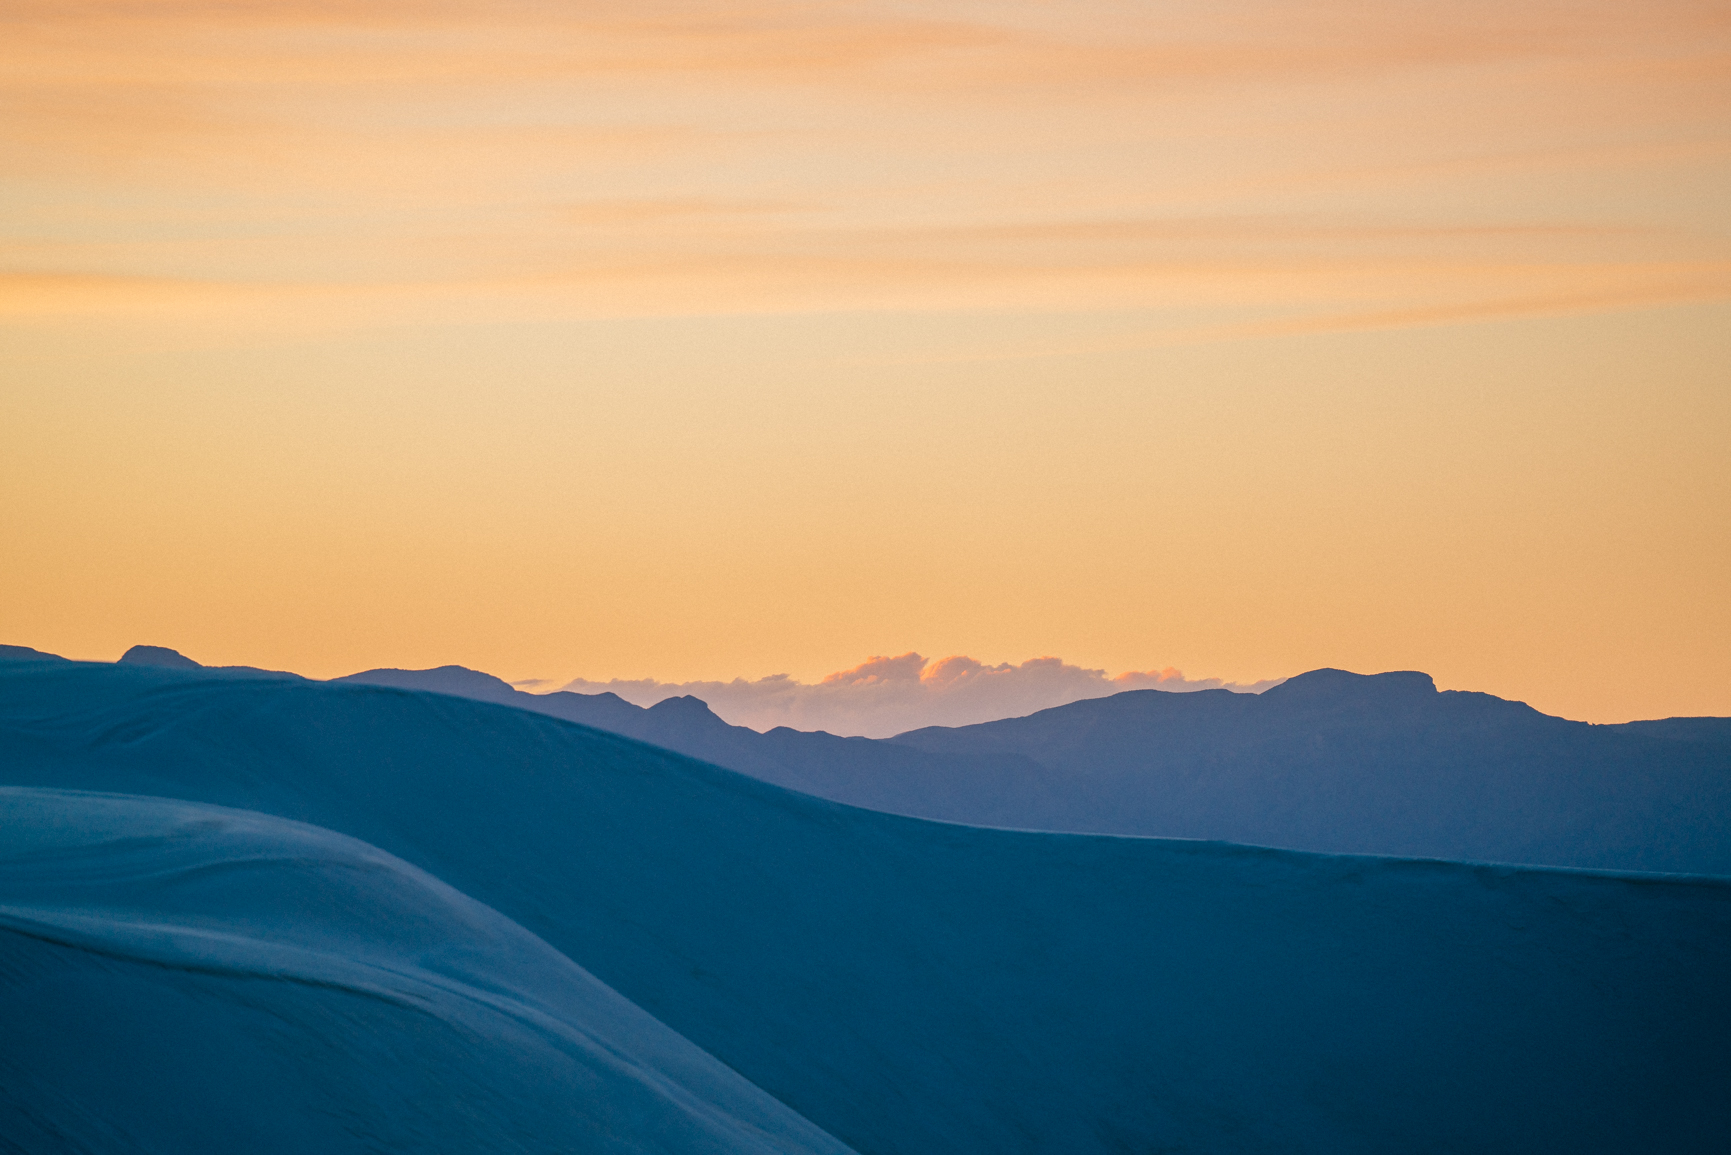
556,653 -> 1284,738
11,1 -> 1721,90
4,0 -> 1726,338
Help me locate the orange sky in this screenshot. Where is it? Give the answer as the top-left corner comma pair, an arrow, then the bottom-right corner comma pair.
3,1 -> 1728,721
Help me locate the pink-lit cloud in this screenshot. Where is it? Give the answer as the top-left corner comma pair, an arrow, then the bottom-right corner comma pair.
552,653 -> 1284,738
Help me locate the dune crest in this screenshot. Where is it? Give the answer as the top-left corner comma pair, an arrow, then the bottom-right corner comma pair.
0,786 -> 852,1155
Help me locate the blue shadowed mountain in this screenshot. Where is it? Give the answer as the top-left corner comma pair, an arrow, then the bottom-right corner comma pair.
888,668 -> 1731,873
0,644 -> 68,663
335,664 -> 1071,824
118,643 -> 306,680
338,659 -> 1731,874
117,643 -> 205,669
2,654 -> 1728,1154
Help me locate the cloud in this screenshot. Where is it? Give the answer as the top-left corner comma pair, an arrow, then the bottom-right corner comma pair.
12,1 -> 1717,94
5,0 -> 1726,336
556,653 -> 1284,738
14,222 -> 1723,334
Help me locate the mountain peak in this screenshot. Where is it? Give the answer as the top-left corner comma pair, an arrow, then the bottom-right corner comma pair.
1262,668 -> 1436,705
334,665 -> 518,702
648,694 -> 721,716
117,645 -> 202,669
0,644 -> 66,663
645,695 -> 735,733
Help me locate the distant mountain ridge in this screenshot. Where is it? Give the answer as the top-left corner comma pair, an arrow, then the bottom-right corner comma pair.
335,663 -> 1064,822
118,643 -> 304,679
891,668 -> 1731,872
7,645 -> 1730,873
342,659 -> 1731,875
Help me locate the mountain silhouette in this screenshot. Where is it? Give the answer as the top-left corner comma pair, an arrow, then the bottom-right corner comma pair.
12,647 -> 1730,872
336,664 -> 1066,824
0,645 -> 66,663
2,652 -> 1726,1153
889,668 -> 1731,873
340,661 -> 1731,873
117,643 -> 204,668
116,644 -> 304,680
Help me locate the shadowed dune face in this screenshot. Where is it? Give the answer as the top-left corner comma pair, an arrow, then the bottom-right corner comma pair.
0,786 -> 855,1155
2,657 -> 1729,1154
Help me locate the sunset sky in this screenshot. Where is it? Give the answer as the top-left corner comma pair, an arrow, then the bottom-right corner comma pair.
3,0 -> 1728,722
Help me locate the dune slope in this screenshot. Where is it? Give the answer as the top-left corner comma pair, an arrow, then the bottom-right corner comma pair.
0,786 -> 853,1155
2,657 -> 1729,1155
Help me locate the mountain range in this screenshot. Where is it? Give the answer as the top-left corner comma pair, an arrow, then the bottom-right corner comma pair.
18,643 -> 1727,873
14,642 -> 1727,875
337,655 -> 1731,874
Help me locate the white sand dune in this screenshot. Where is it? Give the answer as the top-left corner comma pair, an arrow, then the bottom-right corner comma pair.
0,786 -> 853,1155
2,654 -> 1729,1153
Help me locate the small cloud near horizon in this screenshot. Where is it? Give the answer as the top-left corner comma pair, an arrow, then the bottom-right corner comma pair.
553,653 -> 1284,738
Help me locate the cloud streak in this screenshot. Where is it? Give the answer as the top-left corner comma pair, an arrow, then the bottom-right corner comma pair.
552,653 -> 1284,738
5,0 -> 1727,338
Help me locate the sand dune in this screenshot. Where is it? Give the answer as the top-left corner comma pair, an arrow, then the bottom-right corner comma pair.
2,654 -> 1728,1153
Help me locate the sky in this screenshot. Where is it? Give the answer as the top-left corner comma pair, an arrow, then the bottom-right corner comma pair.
3,1 -> 1728,723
